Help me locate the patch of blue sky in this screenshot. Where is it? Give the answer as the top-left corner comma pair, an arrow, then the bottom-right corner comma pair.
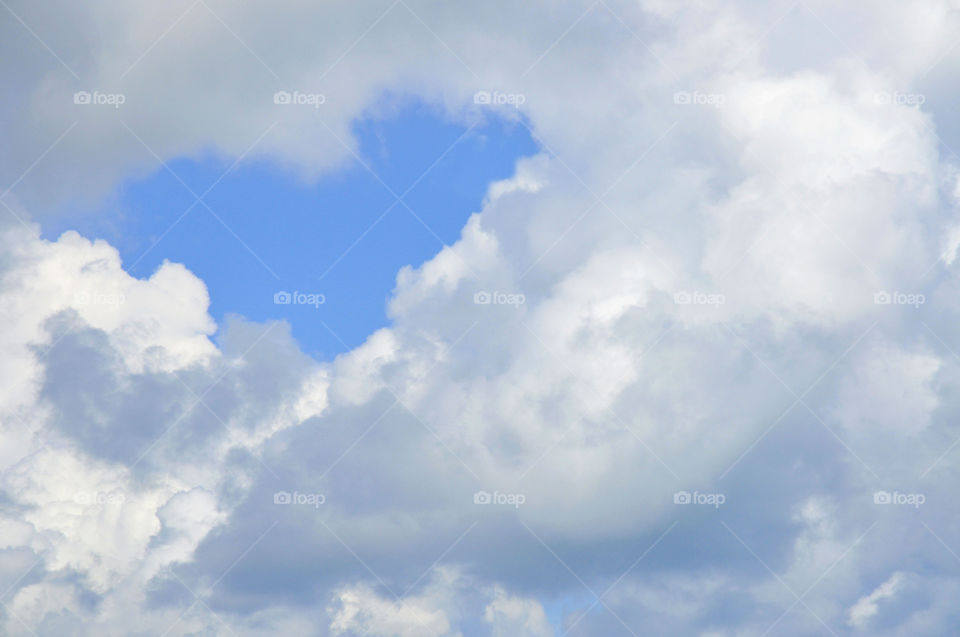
43,101 -> 537,358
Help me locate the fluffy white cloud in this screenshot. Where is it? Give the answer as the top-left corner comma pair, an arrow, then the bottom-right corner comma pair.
326,568 -> 552,637
3,0 -> 960,635
484,586 -> 553,637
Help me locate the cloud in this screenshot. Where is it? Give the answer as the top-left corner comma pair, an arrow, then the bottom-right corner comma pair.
328,568 -> 458,637
848,571 -> 903,629
3,0 -> 960,635
325,568 -> 552,637
484,586 -> 552,637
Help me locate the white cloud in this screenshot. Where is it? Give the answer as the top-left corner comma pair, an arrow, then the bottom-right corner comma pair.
848,571 -> 904,629
484,587 -> 552,637
328,567 -> 461,637
3,0 -> 960,635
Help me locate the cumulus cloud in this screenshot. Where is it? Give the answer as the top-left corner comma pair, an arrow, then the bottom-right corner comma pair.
3,0 -> 960,635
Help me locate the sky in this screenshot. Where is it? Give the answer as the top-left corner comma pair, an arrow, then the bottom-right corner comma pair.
2,0 -> 960,635
42,103 -> 537,357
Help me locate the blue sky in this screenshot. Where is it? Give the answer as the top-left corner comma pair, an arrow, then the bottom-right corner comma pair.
45,102 -> 536,357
